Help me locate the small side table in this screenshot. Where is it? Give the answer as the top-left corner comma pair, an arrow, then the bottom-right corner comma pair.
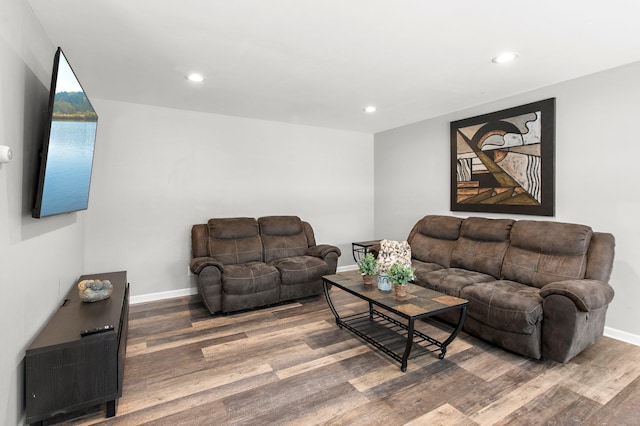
352,240 -> 381,263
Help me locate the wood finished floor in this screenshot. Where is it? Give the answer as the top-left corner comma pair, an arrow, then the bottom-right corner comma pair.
51,271 -> 640,426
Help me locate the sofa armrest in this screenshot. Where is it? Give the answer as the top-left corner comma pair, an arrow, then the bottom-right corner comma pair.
540,279 -> 614,312
190,256 -> 223,275
306,244 -> 341,259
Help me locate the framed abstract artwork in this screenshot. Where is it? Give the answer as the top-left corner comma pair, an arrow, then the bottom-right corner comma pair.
450,98 -> 556,216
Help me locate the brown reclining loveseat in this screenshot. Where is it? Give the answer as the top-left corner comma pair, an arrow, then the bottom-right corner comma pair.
190,215 -> 341,314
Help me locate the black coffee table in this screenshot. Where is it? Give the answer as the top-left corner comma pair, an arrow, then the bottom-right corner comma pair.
322,274 -> 468,372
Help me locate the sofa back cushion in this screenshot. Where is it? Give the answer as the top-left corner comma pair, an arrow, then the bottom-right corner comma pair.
259,216 -> 309,263
502,220 -> 593,288
451,217 -> 515,278
408,215 -> 463,268
207,217 -> 263,265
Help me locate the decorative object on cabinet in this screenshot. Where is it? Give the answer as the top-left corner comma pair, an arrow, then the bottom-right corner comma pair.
78,279 -> 113,302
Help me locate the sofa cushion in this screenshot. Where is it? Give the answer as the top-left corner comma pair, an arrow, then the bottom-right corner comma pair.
414,215 -> 464,240
208,218 -> 263,265
461,280 -> 543,335
412,259 -> 445,283
408,216 -> 463,267
510,220 -> 593,255
419,268 -> 496,297
270,255 -> 328,285
451,217 -> 515,278
410,235 -> 457,268
502,221 -> 592,288
460,217 -> 514,241
259,216 -> 310,263
222,262 -> 280,295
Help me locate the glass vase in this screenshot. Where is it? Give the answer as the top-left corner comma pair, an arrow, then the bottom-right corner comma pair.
377,273 -> 392,291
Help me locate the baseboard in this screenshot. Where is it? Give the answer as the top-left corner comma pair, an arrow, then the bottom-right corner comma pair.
130,287 -> 198,305
604,326 -> 640,347
337,264 -> 358,272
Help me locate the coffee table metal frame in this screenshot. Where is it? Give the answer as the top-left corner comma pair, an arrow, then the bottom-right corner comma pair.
322,274 -> 467,372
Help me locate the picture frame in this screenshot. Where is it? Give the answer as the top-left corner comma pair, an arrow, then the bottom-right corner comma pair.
450,98 -> 556,216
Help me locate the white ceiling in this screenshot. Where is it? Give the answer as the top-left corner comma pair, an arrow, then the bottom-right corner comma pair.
27,0 -> 640,133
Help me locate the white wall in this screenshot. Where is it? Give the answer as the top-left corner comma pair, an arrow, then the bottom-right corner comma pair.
0,0 -> 87,424
83,100 -> 374,298
374,60 -> 640,340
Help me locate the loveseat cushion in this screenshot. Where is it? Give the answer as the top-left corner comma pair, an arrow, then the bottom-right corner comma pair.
419,268 -> 496,297
270,255 -> 328,284
208,218 -> 263,265
408,216 -> 463,267
502,221 -> 593,288
451,217 -> 515,278
222,262 -> 280,295
259,216 -> 309,263
461,280 -> 543,335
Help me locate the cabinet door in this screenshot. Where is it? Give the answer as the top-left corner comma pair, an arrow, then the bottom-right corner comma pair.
25,335 -> 118,422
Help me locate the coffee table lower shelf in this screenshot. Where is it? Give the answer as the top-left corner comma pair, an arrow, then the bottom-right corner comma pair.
336,309 -> 448,370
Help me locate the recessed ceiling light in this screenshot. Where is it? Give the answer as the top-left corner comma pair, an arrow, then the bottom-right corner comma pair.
187,73 -> 204,82
492,52 -> 519,64
363,105 -> 376,113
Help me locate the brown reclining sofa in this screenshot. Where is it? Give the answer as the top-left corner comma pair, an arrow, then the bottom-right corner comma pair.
190,215 -> 341,314
405,215 -> 615,363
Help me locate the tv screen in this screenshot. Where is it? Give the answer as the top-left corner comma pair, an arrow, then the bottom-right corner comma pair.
32,47 -> 98,219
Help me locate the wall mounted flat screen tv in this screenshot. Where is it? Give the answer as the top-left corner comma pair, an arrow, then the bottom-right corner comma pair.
33,47 -> 98,218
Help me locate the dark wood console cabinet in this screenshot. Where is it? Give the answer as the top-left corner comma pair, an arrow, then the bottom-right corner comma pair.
25,271 -> 129,425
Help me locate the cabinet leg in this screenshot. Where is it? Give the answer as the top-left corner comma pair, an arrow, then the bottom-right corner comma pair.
106,400 -> 116,417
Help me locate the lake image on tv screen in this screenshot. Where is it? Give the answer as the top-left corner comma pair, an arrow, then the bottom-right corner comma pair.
37,50 -> 98,217
40,120 -> 96,216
